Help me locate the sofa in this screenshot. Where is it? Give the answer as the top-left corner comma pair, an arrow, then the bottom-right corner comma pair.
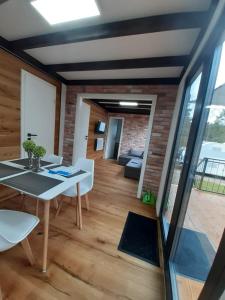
118,149 -> 144,166
118,149 -> 144,180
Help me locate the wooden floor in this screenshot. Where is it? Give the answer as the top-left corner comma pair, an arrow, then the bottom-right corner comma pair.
0,159 -> 164,300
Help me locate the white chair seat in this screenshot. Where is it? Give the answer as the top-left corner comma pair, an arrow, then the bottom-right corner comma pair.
45,154 -> 63,165
62,182 -> 90,197
0,210 -> 39,245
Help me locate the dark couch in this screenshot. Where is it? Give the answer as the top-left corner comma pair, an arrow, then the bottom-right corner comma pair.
118,149 -> 144,166
118,149 -> 144,180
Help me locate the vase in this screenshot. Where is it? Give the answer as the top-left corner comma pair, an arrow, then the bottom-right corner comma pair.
33,157 -> 41,172
25,151 -> 33,169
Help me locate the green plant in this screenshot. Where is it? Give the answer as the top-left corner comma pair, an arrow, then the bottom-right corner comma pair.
141,191 -> 157,206
33,146 -> 46,158
22,140 -> 36,153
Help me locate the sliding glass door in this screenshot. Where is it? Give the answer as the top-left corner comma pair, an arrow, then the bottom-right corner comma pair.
171,40 -> 225,299
160,17 -> 225,299
161,70 -> 202,240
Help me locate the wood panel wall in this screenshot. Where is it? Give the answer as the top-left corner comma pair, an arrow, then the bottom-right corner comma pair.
84,100 -> 108,160
0,49 -> 61,202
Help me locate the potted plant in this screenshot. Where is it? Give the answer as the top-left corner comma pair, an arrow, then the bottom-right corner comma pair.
32,145 -> 46,172
22,140 -> 36,169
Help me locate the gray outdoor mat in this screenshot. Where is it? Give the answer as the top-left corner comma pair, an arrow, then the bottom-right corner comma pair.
0,163 -> 25,179
10,159 -> 53,167
2,172 -> 63,196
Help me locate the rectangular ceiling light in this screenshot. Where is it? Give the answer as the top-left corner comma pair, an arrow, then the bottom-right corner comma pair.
119,101 -> 138,106
31,0 -> 100,25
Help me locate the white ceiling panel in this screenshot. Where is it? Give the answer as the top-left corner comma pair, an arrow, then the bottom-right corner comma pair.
26,29 -> 200,64
0,0 -> 211,40
58,67 -> 183,80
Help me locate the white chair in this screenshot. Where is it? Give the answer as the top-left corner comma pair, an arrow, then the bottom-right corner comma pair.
56,158 -> 94,229
0,210 -> 39,266
45,154 -> 63,165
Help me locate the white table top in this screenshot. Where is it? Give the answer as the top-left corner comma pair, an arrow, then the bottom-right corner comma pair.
0,160 -> 91,201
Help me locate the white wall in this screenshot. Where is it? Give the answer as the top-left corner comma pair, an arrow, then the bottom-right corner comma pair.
156,0 -> 225,215
58,83 -> 66,155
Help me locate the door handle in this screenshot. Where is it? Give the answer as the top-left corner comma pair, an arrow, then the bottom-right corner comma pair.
27,133 -> 38,140
85,135 -> 88,140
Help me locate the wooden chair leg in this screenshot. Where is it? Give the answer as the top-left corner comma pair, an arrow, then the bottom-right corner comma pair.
85,193 -> 90,211
75,196 -> 79,226
55,196 -> 63,218
35,199 -> 39,217
53,198 -> 59,210
21,238 -> 35,266
20,193 -> 25,210
77,183 -> 82,230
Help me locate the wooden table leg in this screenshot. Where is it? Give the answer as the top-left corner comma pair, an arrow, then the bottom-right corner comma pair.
76,183 -> 82,230
35,199 -> 39,217
76,196 -> 79,226
42,201 -> 50,272
85,193 -> 90,211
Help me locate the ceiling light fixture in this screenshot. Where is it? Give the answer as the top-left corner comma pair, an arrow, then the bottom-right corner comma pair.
119,102 -> 138,106
31,0 -> 100,25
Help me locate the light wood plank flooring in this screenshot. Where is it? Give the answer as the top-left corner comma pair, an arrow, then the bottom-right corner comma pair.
0,159 -> 164,300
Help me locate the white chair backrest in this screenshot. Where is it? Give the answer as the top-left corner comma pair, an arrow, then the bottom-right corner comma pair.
75,158 -> 94,190
45,154 -> 63,165
0,210 -> 39,252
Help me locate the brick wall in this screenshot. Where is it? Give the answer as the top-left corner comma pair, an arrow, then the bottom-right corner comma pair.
63,85 -> 178,196
108,113 -> 149,155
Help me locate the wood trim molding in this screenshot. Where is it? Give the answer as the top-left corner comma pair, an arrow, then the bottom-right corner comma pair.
46,56 -> 190,72
11,12 -> 209,50
65,78 -> 180,85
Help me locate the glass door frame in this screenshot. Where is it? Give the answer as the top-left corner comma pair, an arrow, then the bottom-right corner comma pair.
160,6 -> 225,299
160,65 -> 203,243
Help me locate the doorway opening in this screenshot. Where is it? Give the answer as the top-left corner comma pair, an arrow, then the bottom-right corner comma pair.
105,117 -> 123,160
73,93 -> 157,198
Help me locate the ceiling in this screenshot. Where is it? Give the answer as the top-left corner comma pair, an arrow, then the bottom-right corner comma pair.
0,0 -> 216,85
90,99 -> 152,115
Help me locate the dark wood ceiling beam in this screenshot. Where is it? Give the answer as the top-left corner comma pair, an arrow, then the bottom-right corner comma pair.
0,36 -> 67,83
107,108 -> 150,115
11,12 -> 209,50
97,101 -> 152,105
104,104 -> 151,108
46,55 -> 189,72
65,77 -> 180,85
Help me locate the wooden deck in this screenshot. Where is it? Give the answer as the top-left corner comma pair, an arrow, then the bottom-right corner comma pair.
0,159 -> 164,300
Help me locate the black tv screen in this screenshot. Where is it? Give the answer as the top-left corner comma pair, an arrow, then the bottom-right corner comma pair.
95,121 -> 106,134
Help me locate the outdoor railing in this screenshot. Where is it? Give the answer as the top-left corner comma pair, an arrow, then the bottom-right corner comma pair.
194,157 -> 225,195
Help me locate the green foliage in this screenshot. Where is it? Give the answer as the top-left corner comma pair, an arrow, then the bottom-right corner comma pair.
22,140 -> 36,153
33,146 -> 46,158
205,110 -> 225,143
141,191 -> 157,206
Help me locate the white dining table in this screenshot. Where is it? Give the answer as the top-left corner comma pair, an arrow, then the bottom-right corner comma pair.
0,159 -> 91,272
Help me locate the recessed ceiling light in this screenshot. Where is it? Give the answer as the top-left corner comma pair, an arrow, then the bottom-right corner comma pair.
119,102 -> 138,106
31,0 -> 100,25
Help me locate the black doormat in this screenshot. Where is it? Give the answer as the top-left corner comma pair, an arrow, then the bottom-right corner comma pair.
174,228 -> 216,281
118,212 -> 160,266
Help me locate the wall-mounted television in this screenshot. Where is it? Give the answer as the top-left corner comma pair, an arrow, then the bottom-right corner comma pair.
95,121 -> 106,134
